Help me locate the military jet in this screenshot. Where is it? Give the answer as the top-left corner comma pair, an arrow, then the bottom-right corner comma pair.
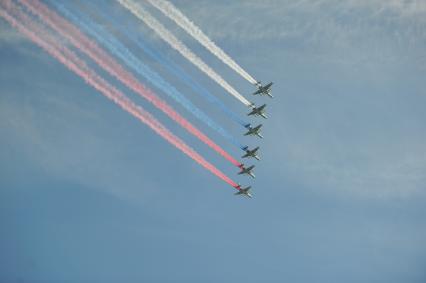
242,146 -> 260,160
248,104 -> 267,119
254,81 -> 273,98
244,124 -> 263,138
234,184 -> 253,198
238,164 -> 255,178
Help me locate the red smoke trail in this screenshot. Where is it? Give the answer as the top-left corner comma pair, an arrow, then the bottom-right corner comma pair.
17,0 -> 242,168
0,1 -> 238,188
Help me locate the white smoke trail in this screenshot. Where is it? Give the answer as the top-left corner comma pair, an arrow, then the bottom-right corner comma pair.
146,0 -> 258,85
117,0 -> 253,107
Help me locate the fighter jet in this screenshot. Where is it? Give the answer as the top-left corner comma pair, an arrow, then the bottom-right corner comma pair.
244,124 -> 263,138
254,81 -> 273,98
248,104 -> 268,119
242,146 -> 260,160
234,184 -> 253,198
238,164 -> 255,178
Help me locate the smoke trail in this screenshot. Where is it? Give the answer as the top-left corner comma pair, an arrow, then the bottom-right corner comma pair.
18,0 -> 242,167
117,0 -> 253,107
51,2 -> 244,150
88,1 -> 249,128
0,1 -> 238,189
146,0 -> 258,85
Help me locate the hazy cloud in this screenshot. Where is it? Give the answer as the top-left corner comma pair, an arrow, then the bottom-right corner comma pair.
168,0 -> 426,68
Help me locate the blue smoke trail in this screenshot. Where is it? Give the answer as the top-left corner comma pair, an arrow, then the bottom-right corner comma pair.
52,2 -> 245,149
134,37 -> 249,128
100,9 -> 249,128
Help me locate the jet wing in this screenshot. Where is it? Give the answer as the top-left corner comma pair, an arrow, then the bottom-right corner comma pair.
253,89 -> 263,95
248,109 -> 256,116
264,82 -> 273,89
257,104 -> 266,111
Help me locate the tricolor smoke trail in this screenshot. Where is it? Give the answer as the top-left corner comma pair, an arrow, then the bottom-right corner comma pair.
117,0 -> 253,107
146,0 -> 258,85
51,2 -> 244,150
0,0 -> 238,189
88,1 -> 249,129
17,0 -> 242,167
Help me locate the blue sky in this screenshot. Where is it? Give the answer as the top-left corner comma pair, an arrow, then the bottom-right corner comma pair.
1,0 -> 426,282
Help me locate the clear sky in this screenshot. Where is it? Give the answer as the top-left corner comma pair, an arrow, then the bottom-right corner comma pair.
1,0 -> 426,282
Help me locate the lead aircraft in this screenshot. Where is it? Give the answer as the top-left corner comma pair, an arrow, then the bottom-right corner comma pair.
253,81 -> 273,98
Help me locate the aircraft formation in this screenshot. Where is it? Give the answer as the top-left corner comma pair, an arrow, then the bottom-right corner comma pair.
234,81 -> 273,198
0,0 -> 273,198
